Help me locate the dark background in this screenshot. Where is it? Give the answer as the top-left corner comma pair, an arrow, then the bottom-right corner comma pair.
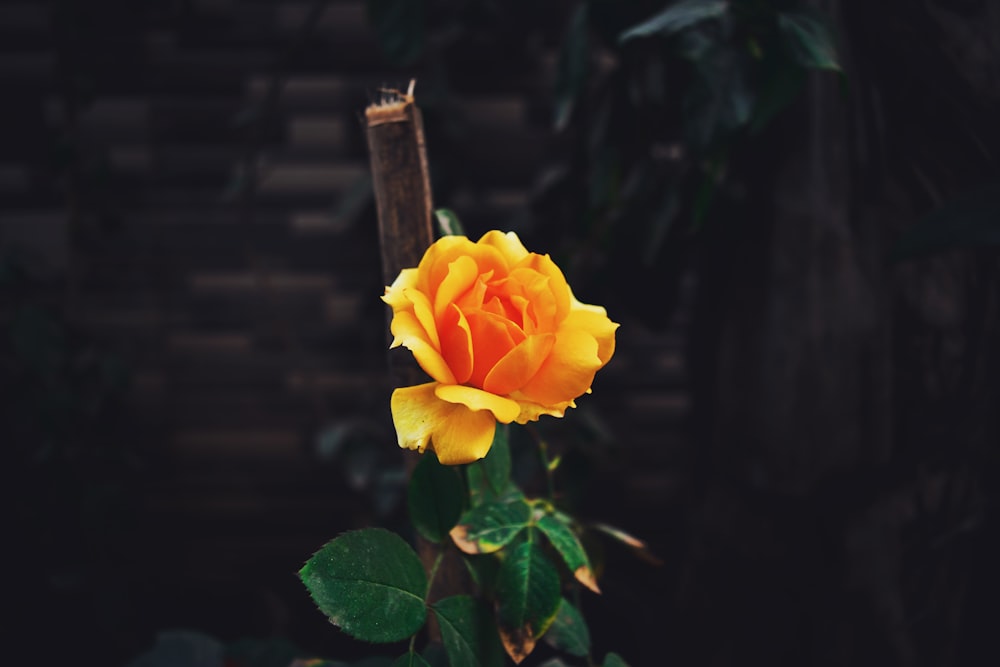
2,1 -> 998,666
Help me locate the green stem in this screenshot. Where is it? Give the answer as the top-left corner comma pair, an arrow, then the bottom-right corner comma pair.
526,423 -> 556,499
424,549 -> 445,602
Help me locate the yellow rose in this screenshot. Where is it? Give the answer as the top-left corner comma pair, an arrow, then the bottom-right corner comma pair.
382,231 -> 618,465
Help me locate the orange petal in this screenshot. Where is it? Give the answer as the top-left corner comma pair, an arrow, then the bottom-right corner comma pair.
510,395 -> 576,424
389,311 -> 456,384
382,268 -> 419,309
435,255 -> 479,319
403,287 -> 439,350
435,384 -> 520,423
483,333 -> 556,396
439,304 -> 473,384
562,307 -> 618,365
512,253 -> 570,325
465,309 -> 524,389
478,230 -> 530,265
517,328 -> 601,407
391,383 -> 498,463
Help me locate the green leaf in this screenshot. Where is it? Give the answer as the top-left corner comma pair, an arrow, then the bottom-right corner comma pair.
891,182 -> 1000,261
451,497 -> 531,554
495,542 -> 562,664
536,514 -> 600,593
299,528 -> 428,643
777,11 -> 841,71
603,653 -> 630,667
543,598 -> 591,658
432,595 -> 504,667
366,0 -> 425,66
466,425 -> 513,505
408,451 -> 465,543
434,208 -> 465,237
391,652 -> 432,667
554,4 -> 589,131
619,0 -> 729,44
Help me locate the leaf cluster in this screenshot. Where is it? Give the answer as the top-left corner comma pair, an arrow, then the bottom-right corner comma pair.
300,424 -> 652,666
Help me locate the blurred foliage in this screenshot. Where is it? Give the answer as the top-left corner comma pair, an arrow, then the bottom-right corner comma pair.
366,0 -> 843,328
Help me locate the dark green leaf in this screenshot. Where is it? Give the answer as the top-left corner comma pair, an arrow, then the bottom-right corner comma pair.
619,0 -> 728,44
466,425 -> 513,505
536,514 -> 599,593
432,595 -> 505,667
891,183 -> 1000,260
603,653 -> 630,667
749,57 -> 806,135
421,643 -> 449,667
543,598 -> 591,658
434,208 -> 465,237
554,4 -> 589,131
366,0 -> 425,66
408,451 -> 465,543
777,11 -> 841,71
495,542 -> 562,663
451,497 -> 531,554
299,528 -> 428,643
392,652 -> 432,667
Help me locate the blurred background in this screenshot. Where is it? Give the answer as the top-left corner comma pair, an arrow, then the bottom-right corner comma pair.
2,1 -> 998,665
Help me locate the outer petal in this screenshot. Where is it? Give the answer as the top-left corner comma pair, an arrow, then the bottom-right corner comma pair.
483,333 -> 555,396
389,311 -> 456,384
403,287 -> 439,350
509,395 -> 576,424
391,382 -> 497,464
382,268 -> 420,309
562,307 -> 618,365
517,328 -> 601,407
435,384 -> 520,424
478,230 -> 530,265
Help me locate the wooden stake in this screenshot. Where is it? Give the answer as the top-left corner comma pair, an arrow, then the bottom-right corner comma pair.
364,81 -> 469,638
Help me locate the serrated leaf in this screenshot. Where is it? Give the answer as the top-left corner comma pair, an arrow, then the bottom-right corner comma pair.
495,542 -> 562,664
554,4 -> 589,131
299,528 -> 427,643
466,426 -> 513,506
543,598 -> 591,658
434,208 -> 464,237
891,182 -> 1000,261
619,0 -> 728,44
603,653 -> 630,667
777,11 -> 841,71
451,497 -> 531,554
432,595 -> 504,667
408,451 -> 464,543
391,652 -> 432,667
536,514 -> 600,593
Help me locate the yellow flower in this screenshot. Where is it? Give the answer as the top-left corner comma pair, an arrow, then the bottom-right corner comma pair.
383,231 -> 618,464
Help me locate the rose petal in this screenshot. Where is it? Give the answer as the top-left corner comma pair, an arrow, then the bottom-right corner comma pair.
512,253 -> 570,325
435,384 -> 520,423
483,333 -> 556,396
382,268 -> 419,309
517,328 -> 601,407
510,395 -> 576,424
390,382 -> 497,464
435,255 -> 479,319
465,309 -> 524,389
389,311 -> 456,384
562,307 -> 618,365
478,230 -> 530,265
439,303 -> 473,384
403,287 -> 439,350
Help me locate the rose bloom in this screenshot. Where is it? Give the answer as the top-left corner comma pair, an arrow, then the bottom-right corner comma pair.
382,231 -> 618,465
